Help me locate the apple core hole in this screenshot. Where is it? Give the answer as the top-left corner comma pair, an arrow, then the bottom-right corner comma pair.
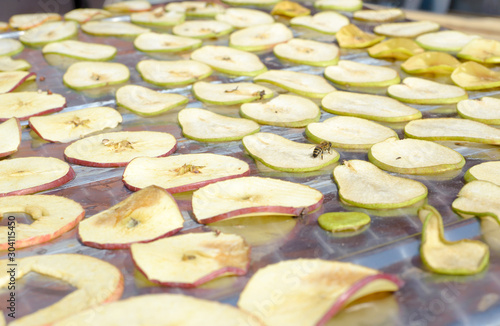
1,212 -> 34,226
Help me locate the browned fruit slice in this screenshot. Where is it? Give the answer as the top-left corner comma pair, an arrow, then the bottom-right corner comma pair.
451,61 -> 500,90
336,24 -> 385,49
401,52 -> 460,75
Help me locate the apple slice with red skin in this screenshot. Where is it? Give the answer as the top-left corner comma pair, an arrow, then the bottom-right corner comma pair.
64,8 -> 112,23
0,118 -> 21,158
0,91 -> 66,122
0,71 -> 36,94
9,13 -> 61,30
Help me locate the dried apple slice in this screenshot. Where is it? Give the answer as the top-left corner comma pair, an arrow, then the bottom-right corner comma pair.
19,21 -> 78,47
333,160 -> 428,209
81,21 -> 150,37
64,131 -> 177,167
29,106 -> 122,143
457,39 -> 500,64
368,38 -> 425,60
404,118 -> 500,145
166,1 -> 225,17
254,69 -> 335,98
318,212 -> 370,233
401,52 -> 460,75
274,38 -> 339,66
0,71 -> 36,94
290,11 -> 349,34
9,13 -> 61,30
63,62 -> 130,90
0,56 -> 31,71
324,60 -> 400,87
192,176 -> 323,223
243,132 -> 339,172
336,24 -> 385,49
0,254 -> 123,326
222,0 -> 280,6
64,8 -> 112,23
354,8 -> 405,22
451,61 -> 500,91
321,91 -> 421,122
172,20 -> 233,39
374,21 -> 440,38
191,45 -> 267,76
137,59 -> 212,87
229,23 -> 293,51
0,194 -> 84,250
419,205 -> 489,275
0,39 -> 23,56
0,91 -> 66,121
43,40 -> 117,61
116,85 -> 188,116
452,181 -> 500,222
306,116 -> 398,149
457,97 -> 500,125
217,8 -> 274,28
192,81 -> 274,105
240,94 -> 321,127
238,259 -> 403,326
271,1 -> 310,17
178,107 -> 259,141
314,0 -> 362,11
415,30 -> 481,52
0,118 -> 20,158
387,77 -> 468,104
0,156 -> 75,197
368,138 -> 465,174
134,32 -> 201,53
131,8 -> 185,26
104,0 -> 151,12
123,153 -> 251,193
464,161 -> 500,186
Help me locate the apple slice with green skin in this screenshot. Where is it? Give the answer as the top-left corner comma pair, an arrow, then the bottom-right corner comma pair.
325,60 -> 400,87
374,21 -> 440,38
81,21 -> 150,37
415,30 -> 481,52
229,23 -> 293,51
419,205 -> 489,275
314,0 -> 362,11
290,11 -> 349,35
63,62 -> 130,90
306,116 -> 398,150
457,97 -> 500,125
0,91 -> 66,121
64,131 -> 177,167
273,38 -> 339,67
123,153 -> 251,193
29,106 -> 122,143
172,20 -> 233,39
271,1 -> 310,17
238,259 -> 403,326
318,212 -> 371,233
354,8 -> 405,22
321,91 -> 421,123
104,0 -> 151,12
116,85 -> 188,116
404,118 -> 500,145
192,81 -> 274,105
222,0 -> 280,6
254,70 -> 335,98
19,21 -> 78,47
64,8 -> 112,23
0,71 -> 36,94
0,156 -> 75,197
0,56 -> 31,71
134,32 -> 202,53
131,8 -> 185,27
0,118 -> 21,158
464,161 -> 500,186
192,176 -> 324,224
368,138 -> 465,175
216,8 -> 274,28
178,108 -> 260,142
191,45 -> 267,77
401,52 -> 460,75
0,39 -> 24,56
457,39 -> 500,64
451,61 -> 500,91
452,181 -> 500,222
240,94 -> 321,127
336,24 -> 385,49
42,40 -> 117,61
388,77 -> 468,104
137,59 -> 212,87
0,254 -> 124,326
243,132 -> 340,172
9,13 -> 61,30
368,38 -> 425,60
333,160 -> 428,209
0,194 -> 84,250
166,1 -> 225,18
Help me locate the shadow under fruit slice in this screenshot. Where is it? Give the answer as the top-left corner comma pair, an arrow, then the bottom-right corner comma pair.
324,60 -> 399,87
229,23 -> 293,52
192,81 -> 274,105
137,59 -> 211,87
387,77 -> 467,104
273,38 -> 339,67
419,205 -> 489,275
457,97 -> 500,125
464,161 -> 500,186
318,212 -> 370,232
116,85 -> 188,116
368,38 -> 424,60
0,118 -> 21,158
452,180 -> 500,223
63,62 -> 130,90
451,61 -> 500,91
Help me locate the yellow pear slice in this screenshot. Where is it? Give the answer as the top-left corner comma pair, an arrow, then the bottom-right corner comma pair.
240,94 -> 321,127
333,160 -> 428,209
81,21 -> 150,37
271,1 -> 310,17
325,60 -> 400,87
63,62 -> 130,90
0,91 -> 66,121
415,30 -> 481,52
192,81 -> 274,105
419,205 -> 489,275
457,97 -> 500,125
178,107 -> 259,141
314,0 -> 362,11
401,52 -> 460,75
19,21 -> 78,47
291,11 -> 349,34
273,38 -> 339,67
0,56 -> 31,71
388,77 -> 468,104
116,85 -> 188,116
243,132 -> 339,172
0,118 -> 21,158
216,8 -> 274,28
404,118 -> 500,145
354,8 -> 405,22
137,59 -> 212,87
0,71 -> 36,94
42,40 -> 117,61
230,23 -> 293,52
0,39 -> 23,56
368,38 -> 425,60
451,61 -> 500,90
452,180 -> 500,222
134,32 -> 201,53
0,22 -> 8,32
368,138 -> 465,174
9,13 -> 61,30
104,0 -> 151,12
131,7 -> 185,26
222,0 -> 280,6
321,91 -> 421,122
374,21 -> 440,38
29,106 -> 122,143
165,1 -> 225,17
172,20 -> 233,39
464,161 -> 500,186
457,39 -> 500,64
254,69 -> 335,98
336,24 -> 385,49
64,8 -> 112,23
306,116 -> 398,149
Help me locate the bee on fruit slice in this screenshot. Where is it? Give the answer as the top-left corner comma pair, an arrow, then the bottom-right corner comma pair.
312,141 -> 332,159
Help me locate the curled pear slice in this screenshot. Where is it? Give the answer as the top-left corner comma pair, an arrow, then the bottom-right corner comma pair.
416,30 -> 481,52
420,205 -> 489,275
63,62 -> 130,90
333,160 -> 428,209
273,38 -> 339,67
374,21 -> 440,38
64,8 -> 112,23
216,8 -> 274,28
336,24 -> 385,49
0,91 -> 66,121
401,52 -> 460,75
0,71 -> 36,94
222,0 -> 281,6
137,60 -> 211,87
314,0 -> 362,11
104,0 -> 151,12
0,118 -> 21,158
451,61 -> 500,91
9,13 -> 61,30
172,20 -> 233,39
306,116 -> 398,150
254,70 -> 335,98
243,132 -> 339,172
229,23 -> 293,52
290,11 -> 349,35
457,39 -> 500,64
81,21 -> 150,37
354,8 -> 405,22
165,1 -> 225,18
131,8 -> 185,27
388,77 -> 467,104
116,85 -> 188,116
457,97 -> 500,125
42,40 -> 117,61
368,138 -> 465,175
20,21 -> 78,47
271,1 -> 310,17
318,212 -> 371,232
0,39 -> 24,56
404,118 -> 500,145
368,38 -> 425,60
452,181 -> 500,222
325,60 -> 399,87
192,81 -> 274,105
134,32 -> 201,53
464,161 -> 500,186
178,108 -> 259,142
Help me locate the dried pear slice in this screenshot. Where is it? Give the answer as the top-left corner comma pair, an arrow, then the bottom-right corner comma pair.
137,59 -> 211,87
229,23 -> 293,51
401,52 -> 460,75
271,1 -> 310,17
172,20 -> 233,39
116,85 -> 188,116
134,32 -> 201,53
404,118 -> 500,145
290,11 -> 349,35
0,22 -> 8,32
0,56 -> 31,71
216,8 -> 274,28
368,138 -> 465,174
318,212 -> 371,232
457,39 -> 500,64
333,160 -> 428,209
273,38 -> 339,67
0,71 -> 36,94
0,39 -> 23,56
254,70 -> 335,98
243,132 -> 339,172
321,91 -> 421,122
166,1 -> 225,17
420,205 -> 489,275
0,91 -> 66,121
222,0 -> 280,6
368,38 -> 425,60
451,61 -> 500,91
131,8 -> 185,27
387,77 -> 467,104
240,94 -> 321,127
9,13 -> 61,30
192,81 -> 274,105
374,21 -> 440,38
178,107 -> 259,142
314,0 -> 362,11
452,180 -> 500,222
42,40 -> 117,61
415,30 -> 481,52
457,97 -> 500,125
63,62 -> 130,90
336,24 -> 385,49
20,21 -> 78,47
354,8 -> 405,22
104,0 -> 151,12
464,162 -> 500,186
306,116 -> 398,150
64,8 -> 112,23
324,60 -> 400,87
0,118 -> 21,158
191,45 -> 267,77
81,21 -> 150,37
